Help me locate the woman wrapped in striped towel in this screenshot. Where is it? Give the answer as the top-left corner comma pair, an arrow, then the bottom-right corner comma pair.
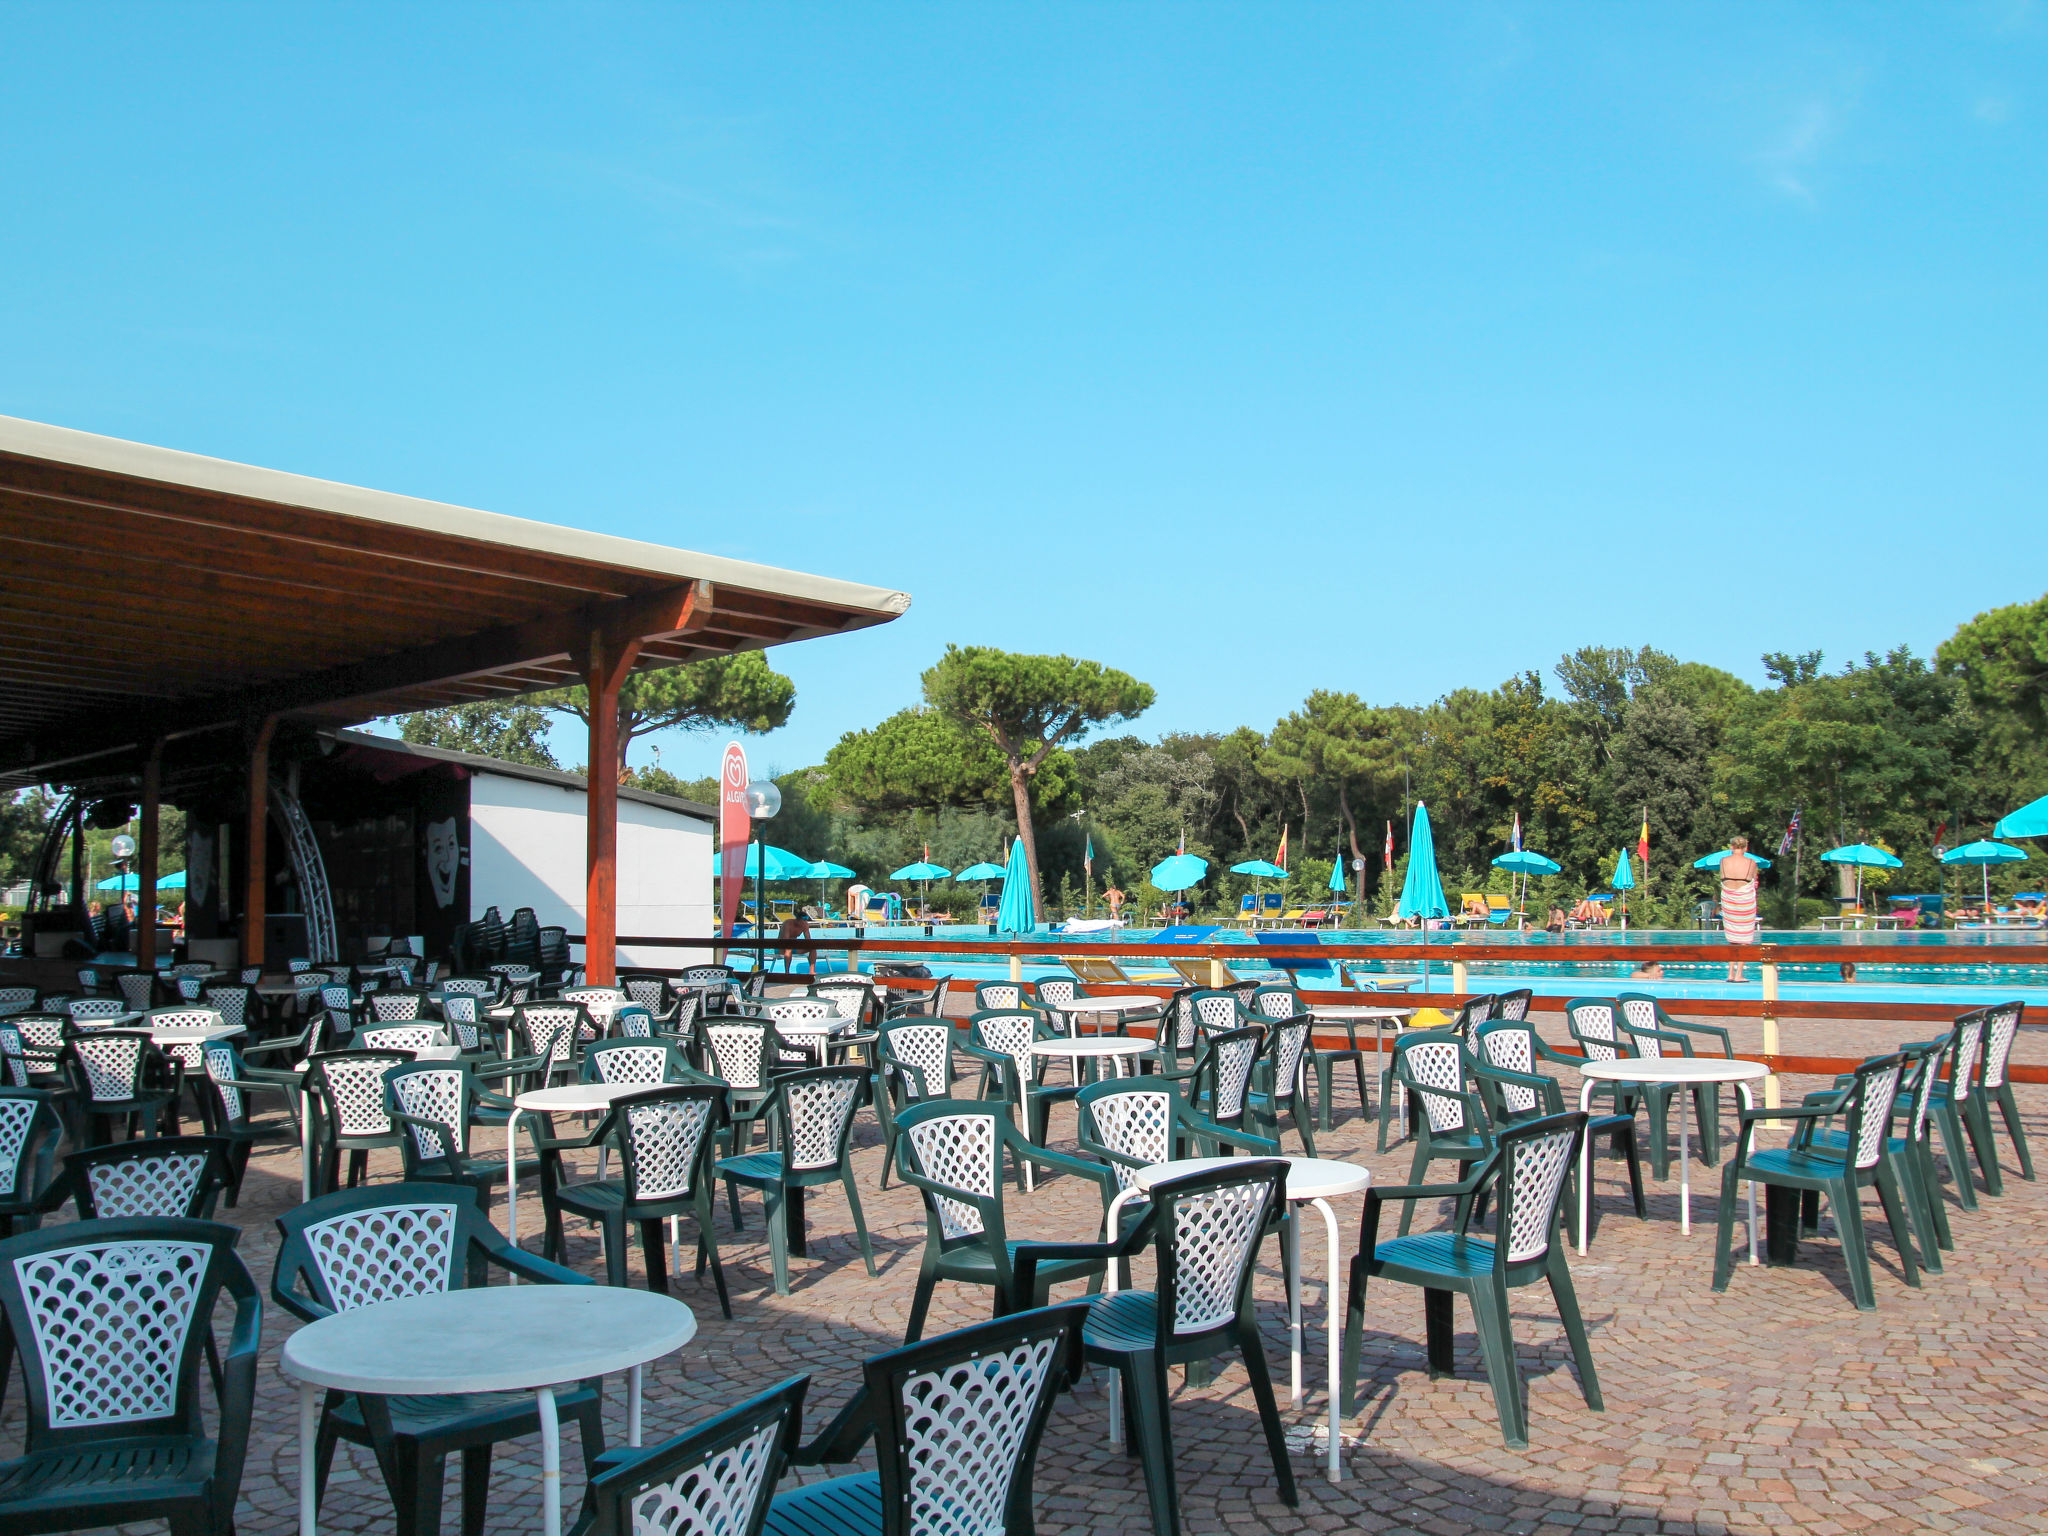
1719,835 -> 1762,981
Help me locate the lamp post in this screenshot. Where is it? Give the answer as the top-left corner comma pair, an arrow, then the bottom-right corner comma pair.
745,779 -> 782,973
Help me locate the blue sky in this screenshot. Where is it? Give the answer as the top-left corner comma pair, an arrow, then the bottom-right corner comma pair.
5,4 -> 2045,779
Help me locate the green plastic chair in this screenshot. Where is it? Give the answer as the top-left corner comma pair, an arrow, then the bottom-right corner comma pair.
1711,1053 -> 1919,1311
961,1009 -> 1078,1158
1387,1032 -> 1497,1235
1922,1007 -> 1997,1209
1012,1160 -> 1298,1536
1245,1012 -> 1318,1155
765,1304 -> 1088,1536
1374,1000 -> 1490,1152
1472,1018 -> 1646,1245
716,1065 -> 877,1297
1565,998 -> 1711,1181
1974,1000 -> 2033,1184
1338,1111 -> 1600,1450
569,1375 -> 807,1536
873,1016 -> 959,1189
894,1099 -> 1116,1341
1188,1023 -> 1265,1143
1617,993 -> 1732,1166
1794,1036 -> 1949,1274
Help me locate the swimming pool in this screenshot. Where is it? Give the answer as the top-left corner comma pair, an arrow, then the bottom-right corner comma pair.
772,922 -> 2048,1005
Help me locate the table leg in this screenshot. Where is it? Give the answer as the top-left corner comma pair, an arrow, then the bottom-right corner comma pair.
1679,1079 -> 1692,1235
1739,1081 -> 1758,1265
537,1384 -> 562,1536
1310,1196 -> 1344,1483
1577,1078 -> 1595,1255
1103,1188 -> 1137,1447
628,1364 -> 644,1447
299,1083 -> 314,1203
1285,1210 -> 1302,1403
505,1107 -> 525,1250
298,1381 -> 319,1536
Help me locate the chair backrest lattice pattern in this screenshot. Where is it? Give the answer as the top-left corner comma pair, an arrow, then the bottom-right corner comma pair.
1906,1039 -> 1946,1141
438,976 -> 497,1000
366,992 -> 425,1022
904,1112 -> 997,1239
682,966 -> 736,987
16,1237 -> 209,1428
67,998 -> 130,1024
0,986 -> 36,1010
311,1053 -> 411,1137
0,1026 -> 28,1089
361,1024 -> 445,1054
1618,996 -> 1664,1056
1268,1018 -> 1311,1104
1166,1178 -> 1270,1334
1477,1026 -> 1540,1114
439,993 -> 482,1050
812,983 -> 872,1025
303,1203 -> 462,1310
114,973 -> 158,1012
897,1334 -> 1062,1536
389,1067 -> 469,1160
628,1418 -> 783,1536
974,983 -> 1024,1012
783,1072 -> 863,1171
1566,1001 -> 1623,1063
202,986 -> 252,1031
1852,1058 -> 1905,1171
620,976 -> 673,1014
202,1043 -> 245,1125
1949,1012 -> 1988,1102
766,999 -> 838,1029
1034,978 -> 1079,1013
1502,1121 -> 1578,1262
1086,1088 -> 1174,1188
1252,988 -> 1303,1021
1982,1001 -> 2025,1090
1192,992 -> 1242,1035
1494,990 -> 1533,1022
973,1014 -> 1039,1081
72,1033 -> 151,1102
0,1096 -> 43,1195
1169,991 -> 1200,1051
83,1148 -> 212,1217
590,1044 -> 677,1086
1207,1030 -> 1260,1121
1403,1038 -> 1470,1132
514,1007 -> 583,1072
882,1025 -> 952,1100
703,1023 -> 769,1090
620,1093 -> 718,1202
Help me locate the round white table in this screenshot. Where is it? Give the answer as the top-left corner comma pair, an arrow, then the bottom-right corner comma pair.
505,1082 -> 653,1246
1027,1036 -> 1147,1072
150,1022 -> 245,1047
280,1284 -> 697,1536
1039,995 -> 1163,1036
1105,1154 -> 1370,1484
1577,1056 -> 1769,1258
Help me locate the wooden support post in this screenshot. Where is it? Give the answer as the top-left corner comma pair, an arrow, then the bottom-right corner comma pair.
582,630 -> 641,988
1759,958 -> 1780,1107
1209,954 -> 1229,988
136,739 -> 162,969
1008,947 -> 1023,984
1451,958 -> 1470,997
241,717 -> 276,974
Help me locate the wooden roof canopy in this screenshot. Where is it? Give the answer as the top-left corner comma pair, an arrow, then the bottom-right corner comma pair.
0,414 -> 911,786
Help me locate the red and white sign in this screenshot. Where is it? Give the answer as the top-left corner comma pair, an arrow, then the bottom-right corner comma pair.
719,742 -> 750,940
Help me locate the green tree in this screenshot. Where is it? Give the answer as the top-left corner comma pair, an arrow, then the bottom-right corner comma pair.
823,708 -> 1076,816
535,651 -> 795,778
397,700 -> 561,768
0,788 -> 56,887
1610,686 -> 1708,916
922,646 -> 1154,907
1263,692 -> 1402,871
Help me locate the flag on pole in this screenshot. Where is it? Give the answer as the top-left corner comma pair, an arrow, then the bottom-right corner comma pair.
1084,833 -> 1094,873
1637,807 -> 1650,869
1511,812 -> 1522,853
1275,825 -> 1289,871
1932,820 -> 1948,861
1384,820 -> 1394,873
1778,809 -> 1801,858
1177,827 -> 1186,856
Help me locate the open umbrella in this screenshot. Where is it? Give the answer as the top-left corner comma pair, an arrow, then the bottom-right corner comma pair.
1941,839 -> 2030,908
955,860 -> 1007,922
1230,860 -> 1288,878
1821,842 -> 1902,911
1611,848 -> 1635,930
746,844 -> 817,880
805,860 -> 856,879
995,835 -> 1036,935
1995,794 -> 2048,840
1491,849 -> 1558,931
1150,853 -> 1208,891
1693,848 -> 1773,870
96,869 -> 187,892
890,858 -> 952,918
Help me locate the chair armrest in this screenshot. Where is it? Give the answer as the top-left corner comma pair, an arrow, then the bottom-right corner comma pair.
1182,1112 -> 1280,1155
1019,1142 -> 1115,1187
1013,1236 -> 1135,1299
1619,1024 -> 1696,1056
488,1243 -> 598,1287
790,1386 -> 875,1466
1738,1101 -> 1841,1124
1664,1019 -> 1735,1056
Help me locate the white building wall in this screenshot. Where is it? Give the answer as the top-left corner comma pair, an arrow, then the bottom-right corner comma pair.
467,771 -> 713,967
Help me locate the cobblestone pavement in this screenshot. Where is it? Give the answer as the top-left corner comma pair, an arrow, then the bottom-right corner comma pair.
31,1028 -> 2047,1536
